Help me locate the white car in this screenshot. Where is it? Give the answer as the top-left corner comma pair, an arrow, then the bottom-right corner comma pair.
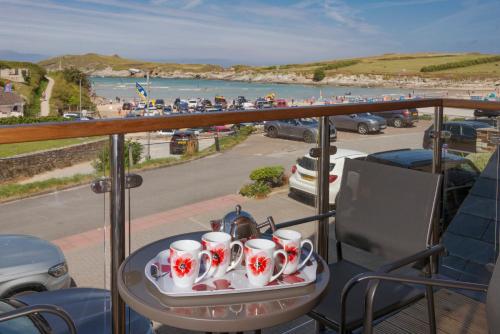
242,102 -> 255,110
288,148 -> 367,205
187,99 -> 198,110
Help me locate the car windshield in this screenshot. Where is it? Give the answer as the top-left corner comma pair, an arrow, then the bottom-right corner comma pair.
0,301 -> 40,333
298,118 -> 318,126
297,156 -> 335,172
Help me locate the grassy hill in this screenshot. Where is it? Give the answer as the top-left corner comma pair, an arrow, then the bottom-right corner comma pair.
38,52 -> 500,81
39,53 -> 224,73
248,53 -> 500,79
0,60 -> 47,117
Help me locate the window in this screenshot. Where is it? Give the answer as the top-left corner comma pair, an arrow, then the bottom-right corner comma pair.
446,124 -> 461,136
462,126 -> 476,137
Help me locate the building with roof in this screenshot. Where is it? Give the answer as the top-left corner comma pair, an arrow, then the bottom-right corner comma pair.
0,91 -> 25,117
0,68 -> 29,83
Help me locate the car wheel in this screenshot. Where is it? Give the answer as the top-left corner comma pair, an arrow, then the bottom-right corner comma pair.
393,118 -> 403,128
357,123 -> 369,135
303,131 -> 315,143
267,126 -> 278,138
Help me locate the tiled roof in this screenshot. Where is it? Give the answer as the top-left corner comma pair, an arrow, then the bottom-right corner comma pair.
441,149 -> 499,300
0,91 -> 24,105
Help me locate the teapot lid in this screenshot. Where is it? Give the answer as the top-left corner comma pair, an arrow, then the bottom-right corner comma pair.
222,205 -> 256,227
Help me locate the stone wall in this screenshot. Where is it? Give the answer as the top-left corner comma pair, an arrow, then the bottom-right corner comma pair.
0,139 -> 107,183
476,128 -> 500,152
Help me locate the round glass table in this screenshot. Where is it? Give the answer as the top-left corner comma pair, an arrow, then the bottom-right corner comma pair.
118,231 -> 330,333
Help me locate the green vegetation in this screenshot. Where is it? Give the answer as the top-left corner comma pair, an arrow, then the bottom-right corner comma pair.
0,173 -> 95,201
241,164 -> 285,198
50,69 -> 95,115
312,68 -> 326,82
249,166 -> 285,187
239,182 -> 271,198
92,139 -> 143,172
467,152 -> 493,171
0,115 -> 67,125
420,56 -> 500,72
0,138 -> 96,158
322,59 -> 360,70
0,60 -> 47,117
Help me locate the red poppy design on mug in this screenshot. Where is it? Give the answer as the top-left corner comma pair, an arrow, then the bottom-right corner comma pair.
248,255 -> 269,275
210,248 -> 225,266
285,245 -> 299,263
173,256 -> 193,277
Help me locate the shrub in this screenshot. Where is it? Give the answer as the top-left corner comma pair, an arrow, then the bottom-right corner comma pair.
93,139 -> 143,172
467,152 -> 493,172
249,166 -> 285,187
312,68 -> 325,82
322,59 -> 360,70
420,56 -> 500,72
0,116 -> 68,125
239,182 -> 271,198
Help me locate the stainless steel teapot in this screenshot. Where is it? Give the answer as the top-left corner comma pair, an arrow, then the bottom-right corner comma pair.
210,205 -> 276,241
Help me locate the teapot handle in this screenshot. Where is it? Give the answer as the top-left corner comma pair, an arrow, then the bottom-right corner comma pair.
257,216 -> 277,233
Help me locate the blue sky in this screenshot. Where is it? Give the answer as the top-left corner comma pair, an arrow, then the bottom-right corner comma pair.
0,0 -> 499,65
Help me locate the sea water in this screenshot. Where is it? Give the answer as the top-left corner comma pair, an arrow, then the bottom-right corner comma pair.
91,77 -> 418,102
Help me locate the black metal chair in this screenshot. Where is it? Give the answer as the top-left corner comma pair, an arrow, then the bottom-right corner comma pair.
278,158 -> 443,334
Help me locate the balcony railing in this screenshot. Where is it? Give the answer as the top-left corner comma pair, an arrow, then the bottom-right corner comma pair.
1,97 -> 500,334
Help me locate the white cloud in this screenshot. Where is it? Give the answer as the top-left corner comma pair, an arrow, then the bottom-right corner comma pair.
322,0 -> 378,35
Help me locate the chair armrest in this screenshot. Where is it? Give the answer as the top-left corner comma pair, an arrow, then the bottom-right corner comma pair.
0,304 -> 77,334
264,210 -> 336,233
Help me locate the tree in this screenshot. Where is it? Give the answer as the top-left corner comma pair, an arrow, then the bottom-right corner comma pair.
62,68 -> 90,89
313,68 -> 326,82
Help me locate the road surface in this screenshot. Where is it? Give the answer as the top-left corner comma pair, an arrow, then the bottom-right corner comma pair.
0,125 -> 426,241
40,76 -> 54,116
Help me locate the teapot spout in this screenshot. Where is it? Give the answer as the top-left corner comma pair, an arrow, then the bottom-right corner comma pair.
210,219 -> 223,232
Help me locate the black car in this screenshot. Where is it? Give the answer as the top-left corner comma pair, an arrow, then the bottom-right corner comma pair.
376,108 -> 418,127
0,288 -> 153,334
473,109 -> 500,118
423,120 -> 493,153
365,148 -> 480,230
169,130 -> 199,155
121,102 -> 133,111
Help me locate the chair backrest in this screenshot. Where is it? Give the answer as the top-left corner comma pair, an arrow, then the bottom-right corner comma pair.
335,158 -> 441,261
487,257 -> 500,330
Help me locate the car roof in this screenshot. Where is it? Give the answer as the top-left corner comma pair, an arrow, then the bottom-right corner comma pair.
305,148 -> 367,160
367,149 -> 467,167
445,120 -> 493,128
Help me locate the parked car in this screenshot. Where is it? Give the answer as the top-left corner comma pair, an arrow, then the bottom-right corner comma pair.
330,113 -> 386,134
423,120 -> 493,153
163,105 -> 173,115
365,148 -> 480,229
169,130 -> 199,155
187,99 -> 198,111
0,288 -> 154,333
121,102 -> 133,111
242,102 -> 255,110
155,99 -> 165,110
178,100 -> 189,113
264,118 -> 337,143
200,99 -> 213,108
0,235 -> 71,298
255,99 -> 273,109
274,99 -> 288,108
376,108 -> 418,127
289,149 -> 367,205
473,109 -> 500,118
214,96 -> 228,109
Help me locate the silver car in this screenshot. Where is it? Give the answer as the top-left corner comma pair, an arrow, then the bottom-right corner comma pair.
0,235 -> 71,298
330,113 -> 386,135
264,118 -> 337,143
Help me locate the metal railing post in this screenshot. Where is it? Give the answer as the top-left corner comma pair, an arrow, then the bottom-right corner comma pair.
110,134 -> 126,334
317,116 -> 330,260
431,106 -> 443,273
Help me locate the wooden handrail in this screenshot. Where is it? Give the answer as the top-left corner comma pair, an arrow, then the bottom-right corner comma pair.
0,98 -> 498,145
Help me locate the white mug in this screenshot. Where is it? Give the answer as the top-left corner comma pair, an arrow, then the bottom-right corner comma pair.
273,229 -> 314,275
169,240 -> 212,288
244,238 -> 288,287
202,232 -> 244,278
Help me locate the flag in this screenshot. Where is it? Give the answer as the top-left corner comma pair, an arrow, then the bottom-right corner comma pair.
136,82 -> 147,100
